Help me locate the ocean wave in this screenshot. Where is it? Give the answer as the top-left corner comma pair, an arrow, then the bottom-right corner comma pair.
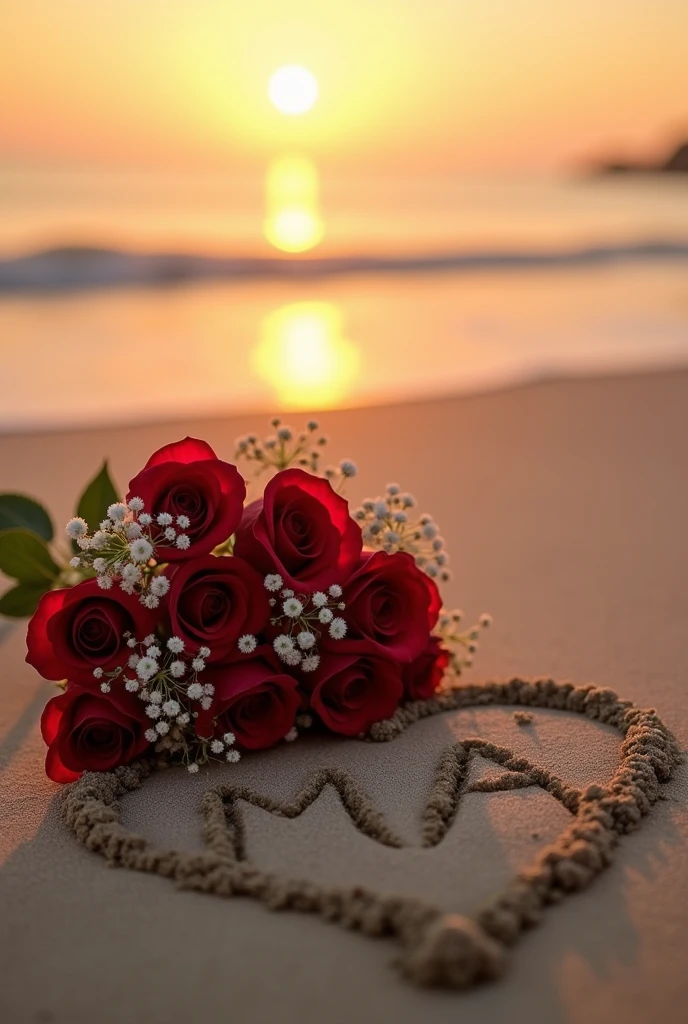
1,240 -> 688,294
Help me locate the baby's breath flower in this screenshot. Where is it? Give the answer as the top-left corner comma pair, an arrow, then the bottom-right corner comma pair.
301,654 -> 320,673
69,556 -> 81,568
312,591 -> 328,607
138,512 -> 152,526
97,575 -> 113,590
136,656 -> 158,681
167,636 -> 184,653
226,750 -> 240,763
284,727 -> 298,742
125,679 -> 139,692
122,563 -> 141,582
176,712 -> 190,726
170,660 -> 186,678
238,634 -> 257,654
203,683 -> 215,696
273,635 -> 294,658
150,575 -> 170,597
339,460 -> 357,477
422,522 -> 438,540
200,696 -> 213,710
100,681 -> 111,693
66,517 -> 88,539
128,496 -> 145,512
128,653 -> 140,669
145,728 -> 158,743
187,683 -> 204,700
125,522 -> 142,540
155,720 -> 170,736
145,704 -> 161,719
318,607 -> 333,624
277,426 -> 293,441
143,593 -> 160,609
191,657 -> 206,672
283,597 -> 303,618
93,557 -> 107,573
198,646 -> 211,658
130,538 -> 153,563
480,613 -> 493,628
76,536 -> 90,550
157,513 -> 173,526
386,483 -> 400,495
143,634 -> 156,646
329,617 -> 347,640
297,631 -> 315,650
328,584 -> 343,598
175,534 -> 190,550
107,502 -> 127,522
148,690 -> 163,704
176,514 -> 190,529
164,527 -> 176,542
373,500 -> 387,518
210,739 -> 224,755
281,588 -> 295,599
187,763 -> 199,774
282,648 -> 302,666
93,667 -> 104,679
223,731 -> 236,746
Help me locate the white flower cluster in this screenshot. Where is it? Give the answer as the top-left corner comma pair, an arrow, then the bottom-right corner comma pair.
91,633 -> 237,773
235,417 -> 356,490
433,609 -> 493,683
66,499 -> 192,607
352,485 -> 452,583
237,575 -> 347,672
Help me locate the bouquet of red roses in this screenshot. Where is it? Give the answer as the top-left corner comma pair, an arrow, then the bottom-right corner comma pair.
18,421 -> 488,782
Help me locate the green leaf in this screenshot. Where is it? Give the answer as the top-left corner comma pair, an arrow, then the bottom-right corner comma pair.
0,528 -> 61,584
0,581 -> 50,618
76,460 -> 119,533
0,493 -> 54,542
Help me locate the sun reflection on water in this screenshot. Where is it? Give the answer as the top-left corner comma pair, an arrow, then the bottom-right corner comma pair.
264,155 -> 324,253
253,301 -> 358,408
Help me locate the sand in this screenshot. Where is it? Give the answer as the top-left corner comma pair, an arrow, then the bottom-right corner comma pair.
1,369 -> 687,1023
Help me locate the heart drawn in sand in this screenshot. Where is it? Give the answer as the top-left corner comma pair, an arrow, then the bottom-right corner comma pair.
62,678 -> 681,990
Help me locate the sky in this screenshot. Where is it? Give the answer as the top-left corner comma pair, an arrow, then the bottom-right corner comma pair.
2,0 -> 688,177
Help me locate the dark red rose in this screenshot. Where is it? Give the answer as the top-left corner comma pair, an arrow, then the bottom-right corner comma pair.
233,468 -> 362,591
307,651 -> 403,736
26,579 -> 157,684
326,551 -> 441,664
167,555 -> 269,662
41,684 -> 150,783
127,437 -> 246,561
196,651 -> 300,750
402,635 -> 450,700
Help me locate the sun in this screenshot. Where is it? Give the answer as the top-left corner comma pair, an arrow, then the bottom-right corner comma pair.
268,65 -> 318,116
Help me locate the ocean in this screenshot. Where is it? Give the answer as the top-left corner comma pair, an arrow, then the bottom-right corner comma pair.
1,169 -> 687,431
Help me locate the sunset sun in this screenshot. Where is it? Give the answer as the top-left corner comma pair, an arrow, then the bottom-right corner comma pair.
268,65 -> 318,115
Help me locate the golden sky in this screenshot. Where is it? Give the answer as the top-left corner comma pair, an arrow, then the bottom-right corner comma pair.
2,0 -> 687,174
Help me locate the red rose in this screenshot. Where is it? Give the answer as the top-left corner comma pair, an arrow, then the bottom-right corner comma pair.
307,651 -> 403,736
41,684 -> 150,783
402,635 -> 450,700
327,551 -> 441,664
127,437 -> 246,561
167,555 -> 269,662
234,468 -> 362,591
26,579 -> 157,684
196,651 -> 300,750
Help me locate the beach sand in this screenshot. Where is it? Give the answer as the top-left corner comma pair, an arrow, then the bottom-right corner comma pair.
1,369 -> 687,1023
